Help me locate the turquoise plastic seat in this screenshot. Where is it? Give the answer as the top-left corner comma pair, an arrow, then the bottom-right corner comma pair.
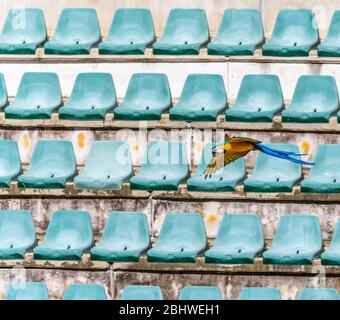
18,140 -> 76,189
130,141 -> 189,191
0,9 -> 47,54
239,288 -> 281,300
187,144 -> 245,192
301,145 -> 340,193
263,215 -> 323,265
6,282 -> 48,300
34,211 -> 93,260
64,284 -> 107,300
169,74 -> 227,122
0,140 -> 21,187
153,9 -> 209,55
0,73 -> 8,109
114,73 -> 172,120
147,212 -> 207,263
5,72 -> 62,119
99,9 -> 155,55
262,9 -> 319,57
59,73 -> 117,120
244,144 -> 303,192
205,214 -> 264,264
225,75 -> 284,122
318,11 -> 340,57
321,219 -> 340,265
74,141 -> 133,190
299,288 -> 340,300
121,286 -> 163,300
208,9 -> 264,56
90,211 -> 150,262
0,210 -> 36,259
179,286 -> 222,300
44,8 -> 100,55
282,76 -> 339,123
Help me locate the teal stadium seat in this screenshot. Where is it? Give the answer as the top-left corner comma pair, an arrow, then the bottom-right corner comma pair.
282,76 -> 339,123
0,9 -> 47,54
5,72 -> 62,119
18,140 -> 77,189
225,74 -> 284,122
169,74 -> 227,122
99,9 -> 155,55
130,141 -> 189,191
0,140 -> 21,187
179,286 -> 222,300
121,286 -> 163,300
321,219 -> 340,265
205,214 -> 265,264
74,141 -> 133,190
44,8 -> 100,55
34,210 -> 93,260
147,212 -> 207,263
0,73 -> 8,109
90,211 -> 150,262
0,210 -> 36,259
114,73 -> 172,120
318,11 -> 340,57
263,215 -> 323,265
301,145 -> 340,193
153,9 -> 209,55
6,282 -> 48,300
262,9 -> 319,57
244,144 -> 303,192
64,284 -> 107,300
187,144 -> 245,192
208,9 -> 264,56
59,73 -> 117,120
299,288 -> 340,300
239,287 -> 281,300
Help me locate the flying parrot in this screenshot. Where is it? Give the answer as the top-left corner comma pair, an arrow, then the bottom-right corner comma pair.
204,133 -> 314,179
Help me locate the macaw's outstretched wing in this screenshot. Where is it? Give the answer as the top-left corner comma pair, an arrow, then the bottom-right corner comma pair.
229,137 -> 261,144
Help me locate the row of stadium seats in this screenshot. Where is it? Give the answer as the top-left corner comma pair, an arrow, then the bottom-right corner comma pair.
2,8 -> 340,57
5,283 -> 340,300
0,139 -> 339,193
1,210 -> 339,265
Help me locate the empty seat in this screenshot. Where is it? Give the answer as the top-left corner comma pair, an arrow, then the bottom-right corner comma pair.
18,140 -> 77,189
262,9 -> 319,57
282,76 -> 339,123
179,286 -> 222,300
34,210 -> 93,260
0,73 -> 8,109
208,9 -> 264,56
5,72 -> 62,119
244,144 -> 303,192
6,282 -> 49,300
0,9 -> 47,54
225,74 -> 284,122
90,211 -> 150,262
0,140 -> 21,187
114,73 -> 172,120
301,145 -> 340,193
298,288 -> 340,300
44,8 -> 100,55
99,9 -> 155,55
121,286 -> 163,300
321,219 -> 340,265
239,288 -> 281,300
153,9 -> 209,55
64,284 -> 107,300
0,210 -> 36,259
205,214 -> 264,264
187,143 -> 245,192
169,74 -> 227,122
59,73 -> 117,120
147,212 -> 207,263
263,215 -> 323,265
318,11 -> 340,57
130,141 -> 189,191
74,141 -> 133,190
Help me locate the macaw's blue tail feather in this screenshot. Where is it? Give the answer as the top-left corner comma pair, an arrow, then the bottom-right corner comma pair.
254,144 -> 315,166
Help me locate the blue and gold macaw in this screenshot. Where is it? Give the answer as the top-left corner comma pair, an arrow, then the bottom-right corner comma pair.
204,133 -> 314,178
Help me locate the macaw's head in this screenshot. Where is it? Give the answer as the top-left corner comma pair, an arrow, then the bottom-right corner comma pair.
211,144 -> 226,157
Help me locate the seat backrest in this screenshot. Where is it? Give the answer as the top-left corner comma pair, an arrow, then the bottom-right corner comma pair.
239,287 -> 281,300
64,284 -> 107,300
0,73 -> 7,108
307,144 -> 340,176
0,140 -> 21,175
179,286 -> 222,300
325,11 -> 340,42
121,285 -> 163,300
328,219 -> 340,248
6,282 -> 49,300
